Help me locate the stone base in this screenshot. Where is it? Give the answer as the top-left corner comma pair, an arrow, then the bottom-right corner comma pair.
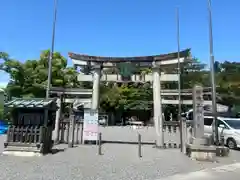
186,144 -> 216,162
191,137 -> 208,145
216,146 -> 229,157
2,150 -> 43,157
191,136 -> 212,146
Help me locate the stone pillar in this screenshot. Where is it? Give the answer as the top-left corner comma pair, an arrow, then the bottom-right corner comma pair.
185,85 -> 217,161
83,64 -> 101,143
181,118 -> 187,154
152,64 -> 164,147
68,105 -> 75,148
91,64 -> 101,110
193,85 -> 204,138
53,97 -> 62,144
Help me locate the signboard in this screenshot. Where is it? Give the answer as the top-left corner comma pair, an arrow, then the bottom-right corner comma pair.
83,110 -> 99,141
117,62 -> 136,81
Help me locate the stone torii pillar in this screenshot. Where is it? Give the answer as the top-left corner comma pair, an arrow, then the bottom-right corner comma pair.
91,64 -> 101,111
152,63 -> 164,147
53,96 -> 62,144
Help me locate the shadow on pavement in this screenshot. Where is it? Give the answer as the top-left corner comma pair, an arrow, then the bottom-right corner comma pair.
101,140 -> 155,145
51,148 -> 66,155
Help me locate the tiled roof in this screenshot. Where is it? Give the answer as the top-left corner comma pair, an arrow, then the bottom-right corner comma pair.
4,98 -> 56,108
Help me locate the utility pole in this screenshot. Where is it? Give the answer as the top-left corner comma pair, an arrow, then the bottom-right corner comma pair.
176,8 -> 183,152
207,0 -> 219,145
46,0 -> 58,99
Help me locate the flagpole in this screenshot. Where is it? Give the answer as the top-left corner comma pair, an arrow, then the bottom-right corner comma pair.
176,7 -> 183,152
46,0 -> 58,99
207,0 -> 218,145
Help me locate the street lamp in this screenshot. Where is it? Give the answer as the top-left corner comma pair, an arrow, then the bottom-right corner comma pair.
207,0 -> 219,145
46,0 -> 58,99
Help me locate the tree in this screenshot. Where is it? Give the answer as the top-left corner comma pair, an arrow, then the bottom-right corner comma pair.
100,63 -> 153,112
0,50 -> 80,98
215,61 -> 240,105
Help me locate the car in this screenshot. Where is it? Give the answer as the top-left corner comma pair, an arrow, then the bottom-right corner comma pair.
0,121 -> 8,134
99,117 -> 107,126
203,116 -> 240,149
183,109 -> 240,149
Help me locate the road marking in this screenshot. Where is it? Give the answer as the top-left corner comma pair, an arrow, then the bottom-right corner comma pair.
159,163 -> 240,180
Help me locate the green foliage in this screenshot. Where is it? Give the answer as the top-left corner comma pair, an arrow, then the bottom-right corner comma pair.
100,82 -> 152,111
0,50 -> 80,98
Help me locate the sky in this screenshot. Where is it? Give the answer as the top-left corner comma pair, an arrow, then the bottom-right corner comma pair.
0,0 -> 239,87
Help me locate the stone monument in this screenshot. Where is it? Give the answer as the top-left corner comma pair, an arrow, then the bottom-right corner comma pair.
186,85 -> 217,161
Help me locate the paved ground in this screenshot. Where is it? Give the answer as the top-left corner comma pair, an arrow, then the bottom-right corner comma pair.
161,163 -> 240,180
1,134 -> 240,180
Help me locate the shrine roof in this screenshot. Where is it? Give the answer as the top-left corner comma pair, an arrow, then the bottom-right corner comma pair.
68,48 -> 191,63
5,98 -> 56,108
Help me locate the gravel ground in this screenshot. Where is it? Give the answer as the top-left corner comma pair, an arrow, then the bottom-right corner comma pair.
0,134 -> 240,180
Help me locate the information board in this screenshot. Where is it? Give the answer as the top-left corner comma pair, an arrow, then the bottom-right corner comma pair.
83,110 -> 99,141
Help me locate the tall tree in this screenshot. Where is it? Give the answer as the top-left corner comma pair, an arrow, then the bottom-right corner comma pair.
0,50 -> 80,98
215,61 -> 240,105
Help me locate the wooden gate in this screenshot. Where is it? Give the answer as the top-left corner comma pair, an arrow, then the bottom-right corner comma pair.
59,119 -> 84,144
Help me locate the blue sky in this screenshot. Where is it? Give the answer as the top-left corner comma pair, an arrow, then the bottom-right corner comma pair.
0,0 -> 239,86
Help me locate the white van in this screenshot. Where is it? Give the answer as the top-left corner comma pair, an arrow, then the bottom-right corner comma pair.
183,110 -> 240,149
204,116 -> 240,149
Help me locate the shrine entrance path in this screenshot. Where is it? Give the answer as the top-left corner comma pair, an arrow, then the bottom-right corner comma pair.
0,135 -> 240,180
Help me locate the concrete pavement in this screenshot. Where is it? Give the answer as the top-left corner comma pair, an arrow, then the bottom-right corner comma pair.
160,163 -> 240,180
1,130 -> 240,179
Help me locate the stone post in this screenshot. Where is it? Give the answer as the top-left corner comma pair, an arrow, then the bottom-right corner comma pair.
193,85 -> 204,138
68,105 -> 75,148
181,118 -> 187,154
185,85 -> 217,161
152,64 -> 164,147
91,64 -> 101,110
53,97 -> 62,144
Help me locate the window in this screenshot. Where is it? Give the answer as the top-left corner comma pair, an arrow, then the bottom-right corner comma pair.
187,111 -> 193,120
204,117 -> 213,126
224,120 -> 240,129
217,120 -> 226,127
217,120 -> 230,130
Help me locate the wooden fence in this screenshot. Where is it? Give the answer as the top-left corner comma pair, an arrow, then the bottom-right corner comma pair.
59,120 -> 83,144
5,125 -> 53,154
98,121 -> 192,148
6,125 -> 43,144
57,120 -> 192,148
